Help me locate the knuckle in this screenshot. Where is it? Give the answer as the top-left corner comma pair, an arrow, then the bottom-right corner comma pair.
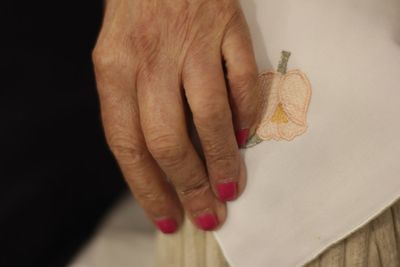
228,71 -> 257,93
92,44 -> 128,74
91,46 -> 102,65
208,145 -> 237,162
229,72 -> 259,121
193,101 -> 231,126
107,134 -> 147,166
208,150 -> 238,173
92,45 -> 112,69
147,133 -> 188,167
203,139 -> 239,177
134,184 -> 163,203
177,175 -> 210,200
234,86 -> 258,117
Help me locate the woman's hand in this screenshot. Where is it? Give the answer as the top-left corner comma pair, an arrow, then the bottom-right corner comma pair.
92,0 -> 261,233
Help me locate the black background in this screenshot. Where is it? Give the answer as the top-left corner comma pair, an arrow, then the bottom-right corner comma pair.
1,1 -> 126,266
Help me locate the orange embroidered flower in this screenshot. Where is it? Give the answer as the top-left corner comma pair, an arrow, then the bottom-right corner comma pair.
254,51 -> 312,142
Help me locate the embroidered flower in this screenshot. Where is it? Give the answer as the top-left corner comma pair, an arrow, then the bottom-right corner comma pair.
247,51 -> 312,146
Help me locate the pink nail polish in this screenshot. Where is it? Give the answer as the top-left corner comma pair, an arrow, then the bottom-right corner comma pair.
217,182 -> 238,202
155,219 -> 178,234
195,214 -> 219,231
236,128 -> 250,148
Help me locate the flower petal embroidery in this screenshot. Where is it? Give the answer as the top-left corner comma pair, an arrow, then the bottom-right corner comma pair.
257,119 -> 281,140
277,120 -> 308,141
280,70 -> 312,126
248,51 -> 312,145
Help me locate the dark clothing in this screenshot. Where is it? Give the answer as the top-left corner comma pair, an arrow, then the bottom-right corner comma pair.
1,2 -> 125,266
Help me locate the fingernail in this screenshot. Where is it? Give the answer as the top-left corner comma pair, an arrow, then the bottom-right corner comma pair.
155,219 -> 178,234
195,213 -> 219,231
236,128 -> 250,148
217,181 -> 238,202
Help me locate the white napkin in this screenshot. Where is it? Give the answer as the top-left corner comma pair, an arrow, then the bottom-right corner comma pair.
214,0 -> 400,266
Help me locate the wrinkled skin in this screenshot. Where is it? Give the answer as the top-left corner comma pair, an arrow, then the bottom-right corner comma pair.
92,0 -> 262,232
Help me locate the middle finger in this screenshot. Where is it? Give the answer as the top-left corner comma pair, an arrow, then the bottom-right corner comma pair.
137,66 -> 226,231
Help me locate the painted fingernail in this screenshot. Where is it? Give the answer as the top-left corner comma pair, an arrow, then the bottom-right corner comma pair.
236,128 -> 250,148
217,181 -> 238,202
195,213 -> 219,231
155,219 -> 178,234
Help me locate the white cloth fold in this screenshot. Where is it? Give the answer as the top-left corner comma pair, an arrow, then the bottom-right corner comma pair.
214,0 -> 400,266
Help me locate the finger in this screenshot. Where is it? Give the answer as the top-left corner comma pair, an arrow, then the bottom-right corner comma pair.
183,46 -> 246,202
137,67 -> 226,231
93,58 -> 182,234
222,9 -> 261,147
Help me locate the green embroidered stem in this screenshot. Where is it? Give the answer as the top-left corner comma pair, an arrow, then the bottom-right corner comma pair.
277,51 -> 291,74
245,134 -> 263,148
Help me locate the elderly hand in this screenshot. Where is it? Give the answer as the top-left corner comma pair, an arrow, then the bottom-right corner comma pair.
92,0 -> 261,233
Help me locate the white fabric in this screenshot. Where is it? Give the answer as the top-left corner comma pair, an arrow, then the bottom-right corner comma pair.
214,0 -> 400,266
